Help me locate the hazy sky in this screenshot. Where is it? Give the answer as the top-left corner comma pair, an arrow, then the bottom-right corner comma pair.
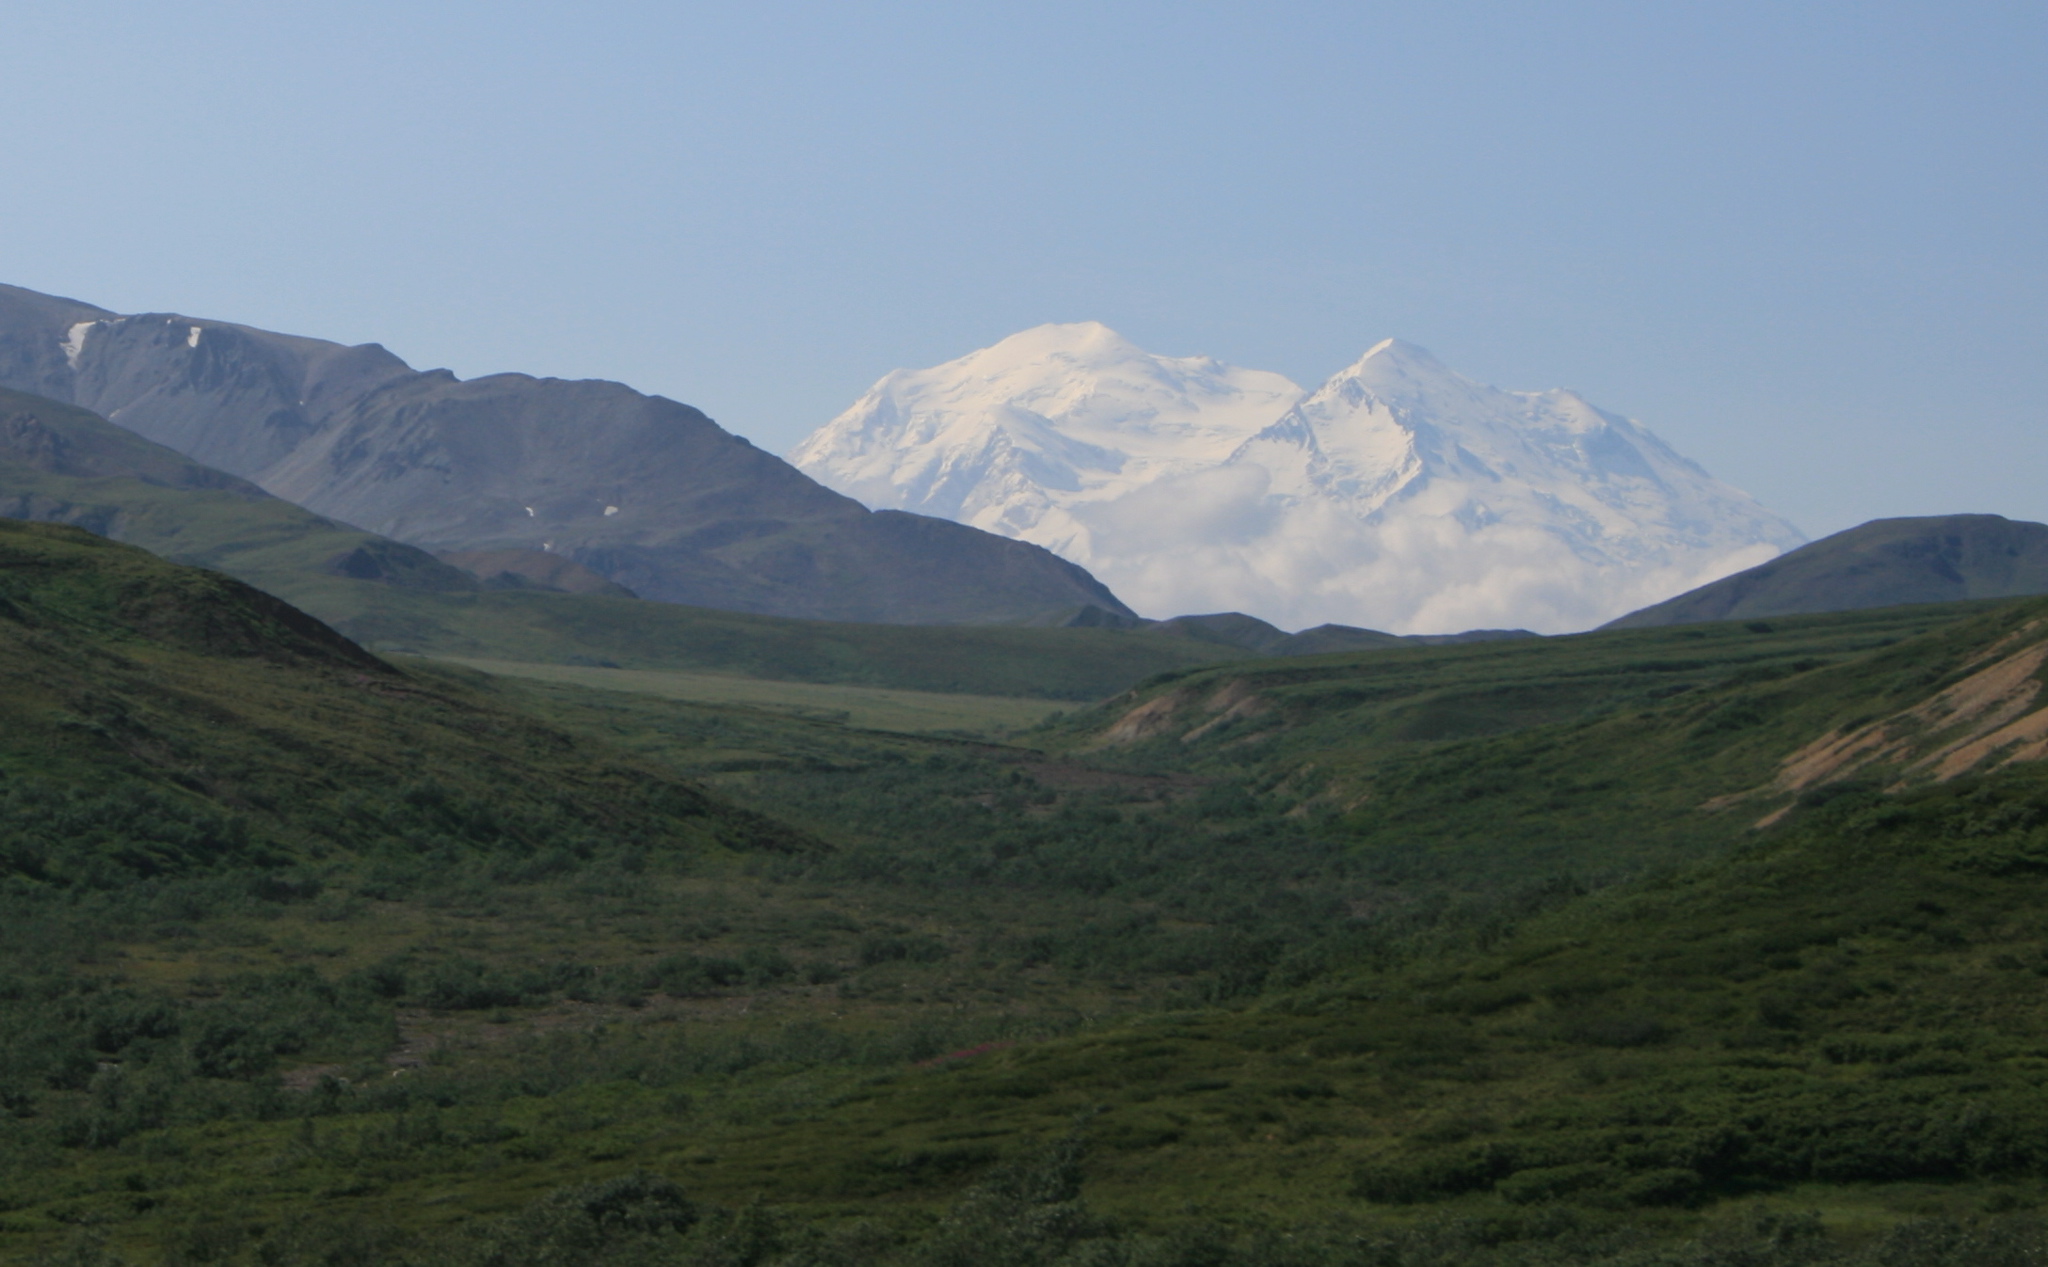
4,2 -> 2041,538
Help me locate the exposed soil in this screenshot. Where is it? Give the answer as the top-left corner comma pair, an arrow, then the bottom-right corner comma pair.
1736,629 -> 2048,826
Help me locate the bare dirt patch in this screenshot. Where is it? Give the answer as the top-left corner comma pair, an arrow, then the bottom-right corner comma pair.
1095,678 -> 1281,748
1182,681 -> 1275,744
1695,626 -> 2048,826
1098,687 -> 1195,746
1734,635 -> 2048,825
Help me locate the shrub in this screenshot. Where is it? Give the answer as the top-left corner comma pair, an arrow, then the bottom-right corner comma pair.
1352,1143 -> 1516,1203
187,1017 -> 277,1080
1497,1162 -> 1618,1205
650,954 -> 745,996
415,959 -> 527,1011
859,934 -> 950,966
1618,1166 -> 1703,1207
1561,1009 -> 1671,1049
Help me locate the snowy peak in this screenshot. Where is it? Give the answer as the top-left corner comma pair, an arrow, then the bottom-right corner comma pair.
789,323 -> 1303,534
1246,344 -> 1726,527
956,320 -> 1135,369
1320,337 -> 1479,414
1349,335 -> 1454,381
792,328 -> 1805,634
916,321 -> 1299,452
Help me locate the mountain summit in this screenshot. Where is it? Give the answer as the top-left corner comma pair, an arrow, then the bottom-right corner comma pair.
791,322 -> 1303,538
793,328 -> 1805,633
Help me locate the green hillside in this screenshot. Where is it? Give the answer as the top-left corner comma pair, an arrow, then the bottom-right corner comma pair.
8,523 -> 2048,1264
0,519 -> 792,870
0,388 -> 1243,698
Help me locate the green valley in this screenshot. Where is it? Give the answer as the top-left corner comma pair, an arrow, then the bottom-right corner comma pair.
6,518 -> 2048,1264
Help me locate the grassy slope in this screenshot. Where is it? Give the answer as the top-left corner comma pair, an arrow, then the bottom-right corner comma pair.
571,597 -> 2048,1214
0,519 -> 793,870
0,525 -> 1244,1255
424,599 -> 2048,1239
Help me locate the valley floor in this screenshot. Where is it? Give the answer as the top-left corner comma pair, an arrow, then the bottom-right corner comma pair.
419,656 -> 1065,739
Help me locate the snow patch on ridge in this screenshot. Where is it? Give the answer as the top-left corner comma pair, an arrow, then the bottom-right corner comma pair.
61,321 -> 96,369
792,326 -> 1805,634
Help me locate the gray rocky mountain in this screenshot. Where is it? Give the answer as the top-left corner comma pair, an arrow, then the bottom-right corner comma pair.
1603,514 -> 2048,628
1036,603 -> 1538,657
0,284 -> 1132,624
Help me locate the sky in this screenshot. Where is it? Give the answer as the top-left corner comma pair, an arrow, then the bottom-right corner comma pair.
1,1 -> 2041,539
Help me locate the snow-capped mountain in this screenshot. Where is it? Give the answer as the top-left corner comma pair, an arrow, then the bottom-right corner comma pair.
792,325 -> 1806,634
792,323 -> 1303,541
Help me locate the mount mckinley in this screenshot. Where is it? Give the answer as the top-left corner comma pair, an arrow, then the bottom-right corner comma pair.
793,324 -> 1806,634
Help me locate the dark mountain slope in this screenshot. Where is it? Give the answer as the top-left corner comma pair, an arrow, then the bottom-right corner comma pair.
0,384 -> 481,593
2,381 -> 266,495
437,547 -> 637,595
0,283 -> 1133,623
1604,513 -> 2048,629
1165,616 -> 1535,656
1043,603 -> 1537,658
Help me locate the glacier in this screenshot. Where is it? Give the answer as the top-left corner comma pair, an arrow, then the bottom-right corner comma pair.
790,325 -> 1805,634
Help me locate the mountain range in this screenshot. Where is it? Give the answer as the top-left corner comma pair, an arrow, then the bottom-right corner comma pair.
792,324 -> 1807,634
0,284 -> 1127,624
19,282 -> 2036,646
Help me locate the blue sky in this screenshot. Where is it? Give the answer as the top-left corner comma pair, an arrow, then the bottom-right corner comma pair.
3,1 -> 2041,537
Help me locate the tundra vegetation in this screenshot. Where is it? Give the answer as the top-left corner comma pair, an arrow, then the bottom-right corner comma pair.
6,519 -> 2048,1264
